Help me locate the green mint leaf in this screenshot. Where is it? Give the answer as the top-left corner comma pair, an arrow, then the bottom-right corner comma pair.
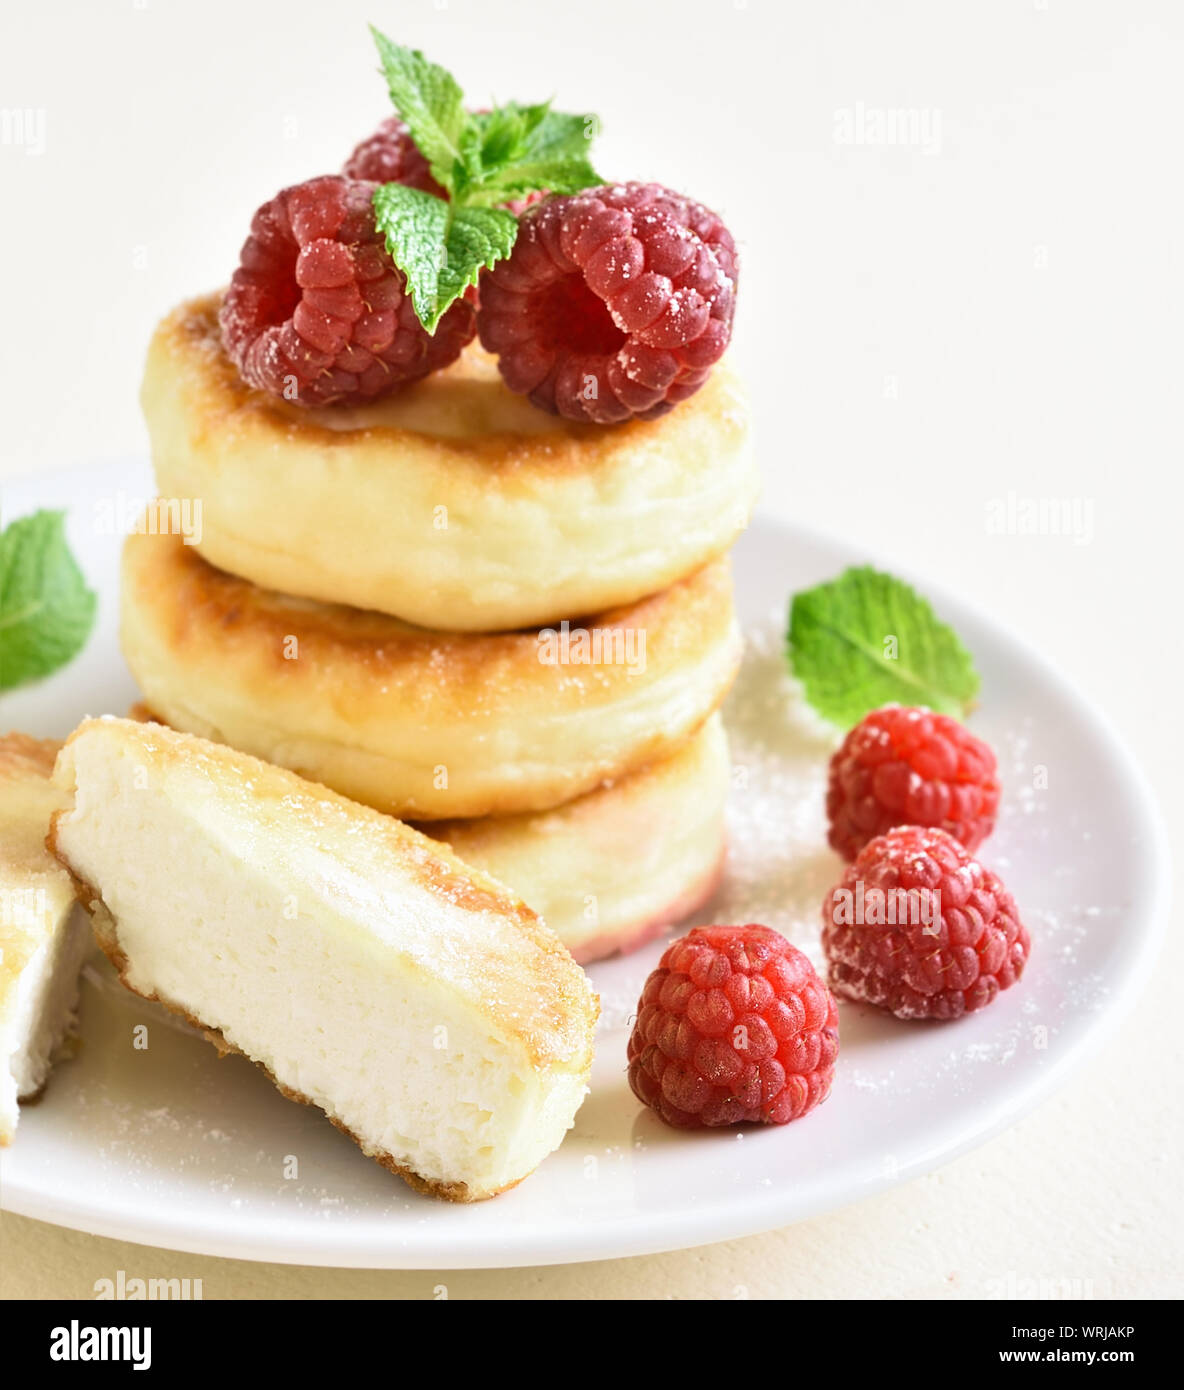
372,183 -> 451,328
456,114 -> 487,191
513,102 -> 555,143
474,155 -> 602,199
467,108 -> 602,200
523,109 -> 600,160
374,184 -> 516,332
786,566 -> 980,727
370,28 -> 465,192
437,206 -> 518,317
470,101 -> 549,170
0,509 -> 96,692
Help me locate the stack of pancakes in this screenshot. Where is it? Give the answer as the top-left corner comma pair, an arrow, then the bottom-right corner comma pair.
123,294 -> 758,962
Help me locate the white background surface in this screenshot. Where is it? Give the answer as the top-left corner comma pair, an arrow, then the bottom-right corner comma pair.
1,0 -> 1181,1299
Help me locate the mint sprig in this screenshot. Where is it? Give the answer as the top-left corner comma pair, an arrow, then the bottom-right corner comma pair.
374,186 -> 517,332
459,106 -> 601,202
787,566 -> 980,727
370,30 -> 466,191
368,28 -> 603,331
0,509 -> 96,692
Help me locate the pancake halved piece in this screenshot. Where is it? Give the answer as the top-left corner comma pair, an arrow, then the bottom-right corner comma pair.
120,527 -> 741,820
423,714 -> 731,964
48,717 -> 598,1201
125,704 -> 730,965
0,734 -> 91,1145
143,294 -> 758,632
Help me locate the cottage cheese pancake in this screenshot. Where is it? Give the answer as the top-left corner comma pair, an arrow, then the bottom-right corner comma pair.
120,527 -> 741,820
0,735 -> 91,1145
143,295 -> 757,632
424,714 -> 730,964
49,718 -> 598,1201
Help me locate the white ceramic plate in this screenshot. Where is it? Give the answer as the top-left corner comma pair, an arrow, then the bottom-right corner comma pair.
0,461 -> 1169,1268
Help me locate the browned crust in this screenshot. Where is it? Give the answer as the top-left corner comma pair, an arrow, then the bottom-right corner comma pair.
0,732 -> 62,783
160,293 -> 740,470
46,820 -> 513,1203
120,525 -> 740,820
123,525 -> 738,714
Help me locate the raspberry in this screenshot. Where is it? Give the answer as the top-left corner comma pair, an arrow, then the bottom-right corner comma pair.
478,182 -> 738,423
502,189 -> 547,217
827,705 -> 1000,861
343,116 -> 446,197
219,175 -> 475,407
822,826 -> 1030,1021
627,925 -> 838,1128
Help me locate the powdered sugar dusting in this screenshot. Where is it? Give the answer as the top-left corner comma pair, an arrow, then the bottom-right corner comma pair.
591,613 -> 840,1034
706,611 -> 843,973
